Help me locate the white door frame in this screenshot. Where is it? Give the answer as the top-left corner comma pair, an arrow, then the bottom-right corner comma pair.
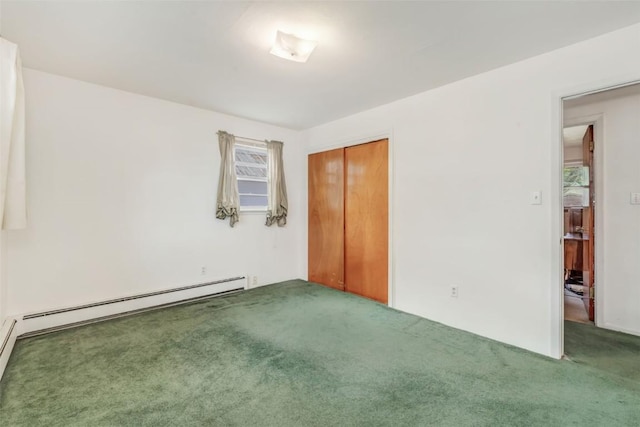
551,77 -> 640,358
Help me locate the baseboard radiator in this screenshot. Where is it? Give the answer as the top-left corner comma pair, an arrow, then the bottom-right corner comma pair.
19,276 -> 246,339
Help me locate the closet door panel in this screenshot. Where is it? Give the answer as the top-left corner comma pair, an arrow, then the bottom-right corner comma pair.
308,149 -> 345,290
344,139 -> 388,303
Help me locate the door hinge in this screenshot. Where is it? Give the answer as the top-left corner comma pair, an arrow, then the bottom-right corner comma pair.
590,287 -> 595,299
589,140 -> 594,152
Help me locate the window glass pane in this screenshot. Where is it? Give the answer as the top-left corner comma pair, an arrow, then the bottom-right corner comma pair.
235,144 -> 269,209
563,187 -> 589,207
236,165 -> 267,178
239,195 -> 268,207
235,149 -> 267,165
235,145 -> 268,180
563,166 -> 589,187
238,180 -> 268,195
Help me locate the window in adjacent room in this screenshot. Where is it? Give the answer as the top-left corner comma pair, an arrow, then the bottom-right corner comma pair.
234,143 -> 268,210
563,165 -> 589,207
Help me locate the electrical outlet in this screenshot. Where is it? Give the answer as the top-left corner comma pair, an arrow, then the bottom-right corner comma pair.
201,266 -> 206,275
451,286 -> 459,298
252,276 -> 258,287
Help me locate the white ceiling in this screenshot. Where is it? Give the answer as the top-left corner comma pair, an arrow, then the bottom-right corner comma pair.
2,1 -> 640,129
563,125 -> 589,147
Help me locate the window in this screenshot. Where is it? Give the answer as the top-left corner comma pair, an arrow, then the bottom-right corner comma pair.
234,144 -> 268,210
563,165 -> 589,207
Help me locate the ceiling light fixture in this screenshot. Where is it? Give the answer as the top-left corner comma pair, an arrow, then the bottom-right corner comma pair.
269,30 -> 317,63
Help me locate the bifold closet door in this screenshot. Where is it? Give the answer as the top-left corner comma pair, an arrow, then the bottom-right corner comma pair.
345,139 -> 388,304
308,148 -> 345,291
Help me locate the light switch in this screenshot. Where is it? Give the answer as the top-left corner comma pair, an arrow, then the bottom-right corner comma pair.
631,192 -> 640,205
530,191 -> 542,205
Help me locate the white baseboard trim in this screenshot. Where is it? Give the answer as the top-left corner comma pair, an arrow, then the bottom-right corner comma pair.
1,277 -> 247,380
0,317 -> 19,381
599,322 -> 640,338
19,276 -> 246,337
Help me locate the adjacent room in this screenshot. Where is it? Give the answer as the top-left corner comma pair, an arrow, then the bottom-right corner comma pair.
1,1 -> 640,425
562,84 -> 640,329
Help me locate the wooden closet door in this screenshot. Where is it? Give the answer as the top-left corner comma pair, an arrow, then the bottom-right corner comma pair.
345,139 -> 388,303
308,149 -> 345,291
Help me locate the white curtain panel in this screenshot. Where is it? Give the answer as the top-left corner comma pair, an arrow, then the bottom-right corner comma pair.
0,37 -> 26,230
215,131 -> 240,227
266,140 -> 288,227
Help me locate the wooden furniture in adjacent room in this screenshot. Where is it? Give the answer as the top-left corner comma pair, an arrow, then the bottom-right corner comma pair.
564,235 -> 584,271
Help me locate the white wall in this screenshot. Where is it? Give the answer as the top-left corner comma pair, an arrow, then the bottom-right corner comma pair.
303,24 -> 640,357
6,69 -> 304,316
565,91 -> 640,336
0,232 -> 6,324
563,145 -> 582,163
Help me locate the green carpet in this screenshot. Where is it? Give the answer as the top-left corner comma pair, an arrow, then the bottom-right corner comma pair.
1,280 -> 639,426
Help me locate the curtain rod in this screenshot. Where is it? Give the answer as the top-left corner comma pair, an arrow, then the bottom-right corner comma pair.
236,136 -> 267,144
218,131 -> 285,145
216,131 -> 284,145
217,131 -> 266,144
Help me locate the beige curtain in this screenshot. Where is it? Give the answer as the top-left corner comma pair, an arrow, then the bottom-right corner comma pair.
0,37 -> 27,230
266,140 -> 288,227
216,131 -> 239,227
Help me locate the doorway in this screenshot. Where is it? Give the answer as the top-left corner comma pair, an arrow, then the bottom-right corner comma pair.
562,123 -> 595,325
560,81 -> 640,355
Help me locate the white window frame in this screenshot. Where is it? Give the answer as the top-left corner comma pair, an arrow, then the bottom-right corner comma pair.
234,141 -> 269,212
